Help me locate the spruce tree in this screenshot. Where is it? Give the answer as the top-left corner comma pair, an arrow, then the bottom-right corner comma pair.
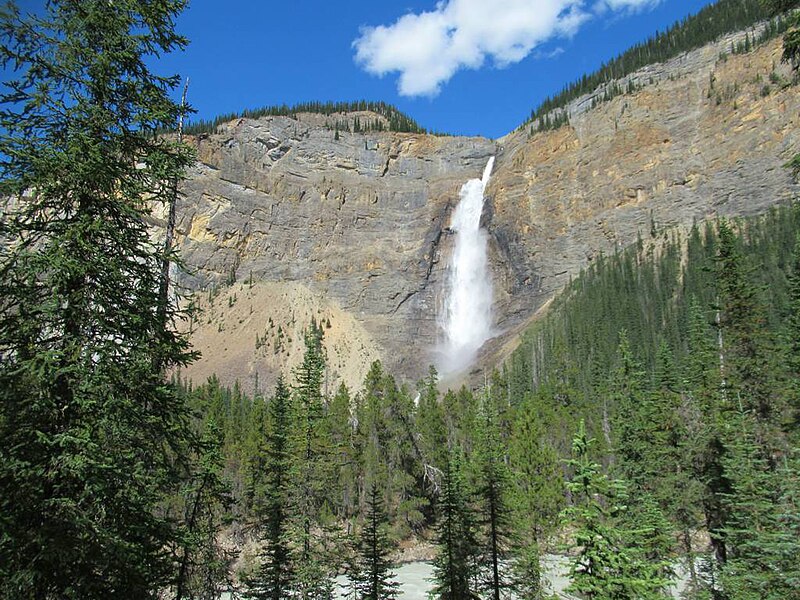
247,376 -> 295,600
325,382 -> 359,518
175,417 -> 233,600
563,421 -> 670,599
475,394 -> 513,600
507,398 -> 563,599
430,452 -> 479,600
291,320 -> 336,599
351,484 -> 399,600
416,365 -> 449,484
719,411 -> 800,598
786,233 -> 800,421
714,219 -> 778,423
0,1 -> 196,597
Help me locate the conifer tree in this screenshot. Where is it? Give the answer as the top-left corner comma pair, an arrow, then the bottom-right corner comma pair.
714,220 -> 778,424
291,321 -> 336,599
325,382 -> 359,517
719,411 -> 800,598
247,376 -> 295,600
563,421 -> 671,599
786,233 -> 800,420
0,1 -> 196,597
764,0 -> 800,67
175,418 -> 233,600
475,394 -> 513,600
351,484 -> 400,600
430,452 -> 479,600
416,366 -> 449,482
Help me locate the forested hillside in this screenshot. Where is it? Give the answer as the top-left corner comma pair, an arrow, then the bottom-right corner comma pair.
183,100 -> 428,136
2,0 -> 798,598
179,202 -> 800,598
526,0 -> 792,132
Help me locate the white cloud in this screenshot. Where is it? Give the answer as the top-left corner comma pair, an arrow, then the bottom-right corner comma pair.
353,0 -> 661,97
596,0 -> 663,12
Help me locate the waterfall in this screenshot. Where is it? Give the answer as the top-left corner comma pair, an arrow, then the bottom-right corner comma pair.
439,157 -> 495,375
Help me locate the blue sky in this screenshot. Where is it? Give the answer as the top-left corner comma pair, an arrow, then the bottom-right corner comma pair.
28,0 -> 720,139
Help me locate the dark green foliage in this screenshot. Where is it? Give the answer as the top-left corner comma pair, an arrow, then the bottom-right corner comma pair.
291,321 -> 337,599
174,417 -> 233,600
0,1 -> 198,597
713,220 -> 786,436
167,202 -> 800,597
719,413 -> 800,598
324,382 -> 360,518
416,366 -> 449,478
764,0 -> 800,64
350,484 -> 400,600
354,361 -> 428,536
430,452 -> 479,600
246,376 -> 294,600
507,398 -> 563,599
183,100 -> 428,136
475,395 -> 513,600
787,233 -> 800,422
563,422 -> 672,599
502,204 -> 800,596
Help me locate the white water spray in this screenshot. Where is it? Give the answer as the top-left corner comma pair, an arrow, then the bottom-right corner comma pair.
439,157 -> 495,375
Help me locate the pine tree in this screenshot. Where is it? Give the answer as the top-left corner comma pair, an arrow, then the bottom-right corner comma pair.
0,1 -> 196,597
174,417 -> 233,600
563,421 -> 670,599
563,421 -> 629,600
765,0 -> 800,67
475,394 -> 513,600
785,233 -> 800,421
291,320 -> 336,599
714,220 -> 774,416
416,366 -> 448,483
351,484 -> 400,600
247,376 -> 295,600
508,400 -> 563,599
325,382 -> 359,518
719,411 -> 800,598
430,452 -> 479,600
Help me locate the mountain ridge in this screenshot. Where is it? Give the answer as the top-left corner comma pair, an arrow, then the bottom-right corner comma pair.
168,29 -> 798,393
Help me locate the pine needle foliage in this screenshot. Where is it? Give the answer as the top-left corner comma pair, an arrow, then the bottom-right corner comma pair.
350,484 -> 400,600
183,100 -> 428,136
0,0 -> 197,597
430,452 -> 479,600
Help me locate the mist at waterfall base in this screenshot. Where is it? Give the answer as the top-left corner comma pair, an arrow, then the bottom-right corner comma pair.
437,157 -> 495,376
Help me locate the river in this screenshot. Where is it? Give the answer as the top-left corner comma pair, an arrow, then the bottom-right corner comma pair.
225,554 -> 693,599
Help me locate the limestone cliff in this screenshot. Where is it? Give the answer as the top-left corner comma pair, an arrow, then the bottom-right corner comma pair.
486,32 -> 799,361
173,112 -> 495,391
172,32 -> 798,392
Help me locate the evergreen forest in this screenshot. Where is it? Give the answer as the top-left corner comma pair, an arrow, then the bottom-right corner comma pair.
167,203 -> 800,599
525,0 -> 792,132
182,101 -> 429,137
1,0 -> 799,599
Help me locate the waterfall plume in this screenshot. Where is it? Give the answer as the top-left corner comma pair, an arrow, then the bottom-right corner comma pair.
438,157 -> 495,375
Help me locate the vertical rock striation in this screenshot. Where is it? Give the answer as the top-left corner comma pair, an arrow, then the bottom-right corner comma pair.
171,35 -> 798,390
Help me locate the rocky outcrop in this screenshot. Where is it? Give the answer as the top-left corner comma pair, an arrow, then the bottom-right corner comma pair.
173,35 -> 798,391
486,35 -> 799,358
174,113 -> 495,390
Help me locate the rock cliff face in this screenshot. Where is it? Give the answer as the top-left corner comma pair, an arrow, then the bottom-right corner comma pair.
486,32 -> 799,359
173,33 -> 798,392
174,112 -> 496,390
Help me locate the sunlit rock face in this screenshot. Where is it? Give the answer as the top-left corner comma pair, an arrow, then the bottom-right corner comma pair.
172,111 -> 495,392
170,34 -> 798,392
